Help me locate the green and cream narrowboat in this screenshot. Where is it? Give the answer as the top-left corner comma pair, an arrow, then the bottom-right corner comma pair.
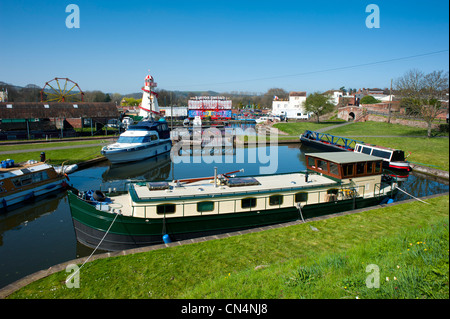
68,152 -> 396,251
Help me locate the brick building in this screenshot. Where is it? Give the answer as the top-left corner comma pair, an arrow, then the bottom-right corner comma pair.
0,102 -> 119,140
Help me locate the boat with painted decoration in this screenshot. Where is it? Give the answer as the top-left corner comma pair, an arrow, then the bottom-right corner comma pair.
354,143 -> 411,172
68,152 -> 397,251
1,159 -> 68,211
299,130 -> 363,151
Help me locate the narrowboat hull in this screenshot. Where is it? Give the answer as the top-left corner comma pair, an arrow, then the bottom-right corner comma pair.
68,190 -> 389,251
299,135 -> 349,152
388,161 -> 411,172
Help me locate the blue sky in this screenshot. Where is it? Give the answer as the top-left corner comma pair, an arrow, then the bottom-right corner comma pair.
0,0 -> 448,94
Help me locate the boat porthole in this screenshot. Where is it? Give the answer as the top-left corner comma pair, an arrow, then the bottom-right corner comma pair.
145,219 -> 149,223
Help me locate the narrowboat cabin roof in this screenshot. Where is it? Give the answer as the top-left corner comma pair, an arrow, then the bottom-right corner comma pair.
0,161 -> 53,180
305,152 -> 383,164
129,172 -> 338,203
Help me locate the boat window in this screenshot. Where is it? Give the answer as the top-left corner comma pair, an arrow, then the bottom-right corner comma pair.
329,162 -> 339,176
367,162 -> 374,174
151,134 -> 158,141
32,171 -> 49,183
355,145 -> 361,152
374,161 -> 382,173
342,164 -> 354,177
317,160 -> 328,171
294,192 -> 308,203
356,162 -> 366,175
117,136 -> 148,144
156,204 -> 176,215
197,201 -> 214,212
12,178 -> 22,187
20,176 -> 33,186
361,146 -> 372,155
327,188 -> 339,195
241,197 -> 257,209
307,157 -> 315,168
391,150 -> 405,161
269,195 -> 283,206
372,149 -> 391,160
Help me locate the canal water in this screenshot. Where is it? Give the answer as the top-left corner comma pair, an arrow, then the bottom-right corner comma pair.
0,143 -> 448,289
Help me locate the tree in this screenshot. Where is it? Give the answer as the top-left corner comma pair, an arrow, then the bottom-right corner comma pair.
303,92 -> 335,123
261,88 -> 288,108
360,95 -> 381,104
395,69 -> 449,138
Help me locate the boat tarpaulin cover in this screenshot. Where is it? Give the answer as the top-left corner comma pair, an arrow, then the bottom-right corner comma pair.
227,177 -> 261,187
147,181 -> 170,190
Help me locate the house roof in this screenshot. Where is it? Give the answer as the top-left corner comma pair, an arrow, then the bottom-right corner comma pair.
289,91 -> 306,97
0,102 -> 119,119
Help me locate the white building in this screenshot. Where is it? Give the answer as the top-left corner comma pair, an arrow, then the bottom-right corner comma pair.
327,90 -> 355,106
272,91 -> 309,119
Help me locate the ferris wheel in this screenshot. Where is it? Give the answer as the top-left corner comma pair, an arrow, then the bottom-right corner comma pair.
40,77 -> 84,102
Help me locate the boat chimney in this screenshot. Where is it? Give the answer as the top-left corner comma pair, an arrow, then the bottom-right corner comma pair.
214,167 -> 218,188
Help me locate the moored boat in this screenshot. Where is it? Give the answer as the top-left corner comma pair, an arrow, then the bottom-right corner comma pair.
299,130 -> 363,152
1,159 -> 68,211
101,71 -> 172,164
354,143 -> 411,172
68,152 -> 397,251
101,120 -> 171,164
300,130 -> 411,172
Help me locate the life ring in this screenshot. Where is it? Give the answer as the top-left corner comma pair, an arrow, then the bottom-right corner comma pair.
92,190 -> 106,202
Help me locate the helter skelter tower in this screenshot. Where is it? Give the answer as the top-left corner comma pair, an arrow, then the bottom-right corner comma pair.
138,72 -> 160,120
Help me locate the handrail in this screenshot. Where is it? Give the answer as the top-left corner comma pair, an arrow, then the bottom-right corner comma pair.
302,130 -> 364,150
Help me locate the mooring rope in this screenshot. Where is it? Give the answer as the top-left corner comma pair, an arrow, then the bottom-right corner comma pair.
296,203 -> 305,223
66,211 -> 120,284
395,187 -> 431,205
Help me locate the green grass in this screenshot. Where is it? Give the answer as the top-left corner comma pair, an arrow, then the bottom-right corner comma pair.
0,140 -> 106,152
187,218 -> 449,299
360,137 -> 449,171
8,195 -> 449,299
325,121 -> 436,137
1,146 -> 104,165
273,122 -> 339,136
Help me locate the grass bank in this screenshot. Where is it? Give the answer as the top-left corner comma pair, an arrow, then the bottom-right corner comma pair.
8,195 -> 449,299
273,122 -> 340,136
0,146 -> 105,166
355,137 -> 449,171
